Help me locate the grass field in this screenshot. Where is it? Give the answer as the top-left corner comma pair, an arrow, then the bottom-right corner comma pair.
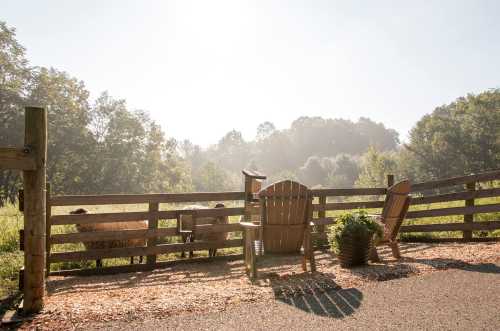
1,194 -> 499,300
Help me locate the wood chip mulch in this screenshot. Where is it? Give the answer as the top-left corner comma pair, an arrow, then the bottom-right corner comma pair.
12,242 -> 500,330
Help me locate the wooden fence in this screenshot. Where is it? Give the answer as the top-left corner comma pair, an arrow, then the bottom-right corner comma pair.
0,107 -> 47,313
46,170 -> 500,276
310,170 -> 500,242
46,191 -> 247,276
402,170 -> 500,240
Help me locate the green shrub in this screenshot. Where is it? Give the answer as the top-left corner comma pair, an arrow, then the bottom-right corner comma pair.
328,211 -> 382,254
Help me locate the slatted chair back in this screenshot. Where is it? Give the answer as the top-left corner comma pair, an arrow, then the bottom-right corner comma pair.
380,180 -> 411,242
259,180 -> 312,254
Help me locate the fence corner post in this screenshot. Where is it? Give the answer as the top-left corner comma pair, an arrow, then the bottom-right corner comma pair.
22,106 -> 47,313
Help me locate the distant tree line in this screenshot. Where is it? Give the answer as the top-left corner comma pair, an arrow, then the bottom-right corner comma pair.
0,22 -> 190,204
1,21 -> 499,204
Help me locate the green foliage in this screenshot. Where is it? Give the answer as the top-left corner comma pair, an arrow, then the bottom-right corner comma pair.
0,204 -> 23,297
328,211 -> 382,254
406,90 -> 500,180
195,161 -> 234,192
0,21 -> 192,203
355,146 -> 399,187
0,204 -> 22,252
327,154 -> 359,188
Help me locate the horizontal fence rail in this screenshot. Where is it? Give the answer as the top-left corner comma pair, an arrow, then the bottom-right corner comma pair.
49,239 -> 244,263
411,169 -> 500,191
0,147 -> 37,170
50,191 -> 246,206
50,207 -> 245,225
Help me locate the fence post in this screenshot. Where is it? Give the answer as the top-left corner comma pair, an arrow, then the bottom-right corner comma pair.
387,174 -> 394,188
316,196 -> 327,246
22,106 -> 47,313
147,202 -> 159,264
242,170 -> 266,258
463,182 -> 475,241
45,182 -> 51,277
242,170 -> 266,223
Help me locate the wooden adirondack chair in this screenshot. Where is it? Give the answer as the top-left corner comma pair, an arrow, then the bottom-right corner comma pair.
370,180 -> 411,261
241,180 -> 316,279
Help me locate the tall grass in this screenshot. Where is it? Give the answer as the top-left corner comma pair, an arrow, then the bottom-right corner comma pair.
0,204 -> 23,298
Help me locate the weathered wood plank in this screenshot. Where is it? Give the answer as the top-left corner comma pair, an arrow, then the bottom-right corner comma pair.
410,188 -> 500,205
50,191 -> 246,206
195,223 -> 242,234
49,239 -> 243,263
242,169 -> 267,180
406,203 -> 500,219
311,187 -> 387,197
48,254 -> 244,277
400,220 -> 500,233
51,211 -> 163,225
50,207 -> 245,225
0,147 -> 37,170
313,200 -> 385,211
411,170 -> 500,191
50,227 -> 178,244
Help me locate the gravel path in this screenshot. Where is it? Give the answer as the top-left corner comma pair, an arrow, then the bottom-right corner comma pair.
15,242 -> 500,330
89,265 -> 500,331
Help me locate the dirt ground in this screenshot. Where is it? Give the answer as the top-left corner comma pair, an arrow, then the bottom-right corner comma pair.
8,242 -> 500,330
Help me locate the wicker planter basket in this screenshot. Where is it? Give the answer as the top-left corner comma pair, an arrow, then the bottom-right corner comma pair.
336,234 -> 374,268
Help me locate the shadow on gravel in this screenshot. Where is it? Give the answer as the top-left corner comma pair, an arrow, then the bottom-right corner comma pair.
404,257 -> 500,274
269,273 -> 363,318
47,259 -> 247,295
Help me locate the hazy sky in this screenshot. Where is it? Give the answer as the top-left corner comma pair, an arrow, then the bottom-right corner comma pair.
3,0 -> 500,146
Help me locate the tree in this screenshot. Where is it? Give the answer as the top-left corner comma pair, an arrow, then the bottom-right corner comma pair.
0,21 -> 31,204
356,147 -> 398,187
256,121 -> 276,141
27,67 -> 95,194
196,162 -> 231,192
406,90 -> 500,180
327,154 -> 359,188
214,130 -> 250,173
355,117 -> 399,151
299,156 -> 330,187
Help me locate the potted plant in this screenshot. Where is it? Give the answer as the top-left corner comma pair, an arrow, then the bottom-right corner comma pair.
328,211 -> 382,268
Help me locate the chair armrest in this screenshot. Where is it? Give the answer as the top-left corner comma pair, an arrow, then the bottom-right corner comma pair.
240,222 -> 260,228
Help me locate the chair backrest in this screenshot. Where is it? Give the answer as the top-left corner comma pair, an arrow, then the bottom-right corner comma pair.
259,180 -> 311,254
381,180 -> 411,241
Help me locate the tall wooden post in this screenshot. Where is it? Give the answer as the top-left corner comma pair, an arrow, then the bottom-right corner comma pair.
387,174 -> 395,188
22,107 -> 47,313
242,170 -> 266,223
242,170 -> 266,257
463,182 -> 475,241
